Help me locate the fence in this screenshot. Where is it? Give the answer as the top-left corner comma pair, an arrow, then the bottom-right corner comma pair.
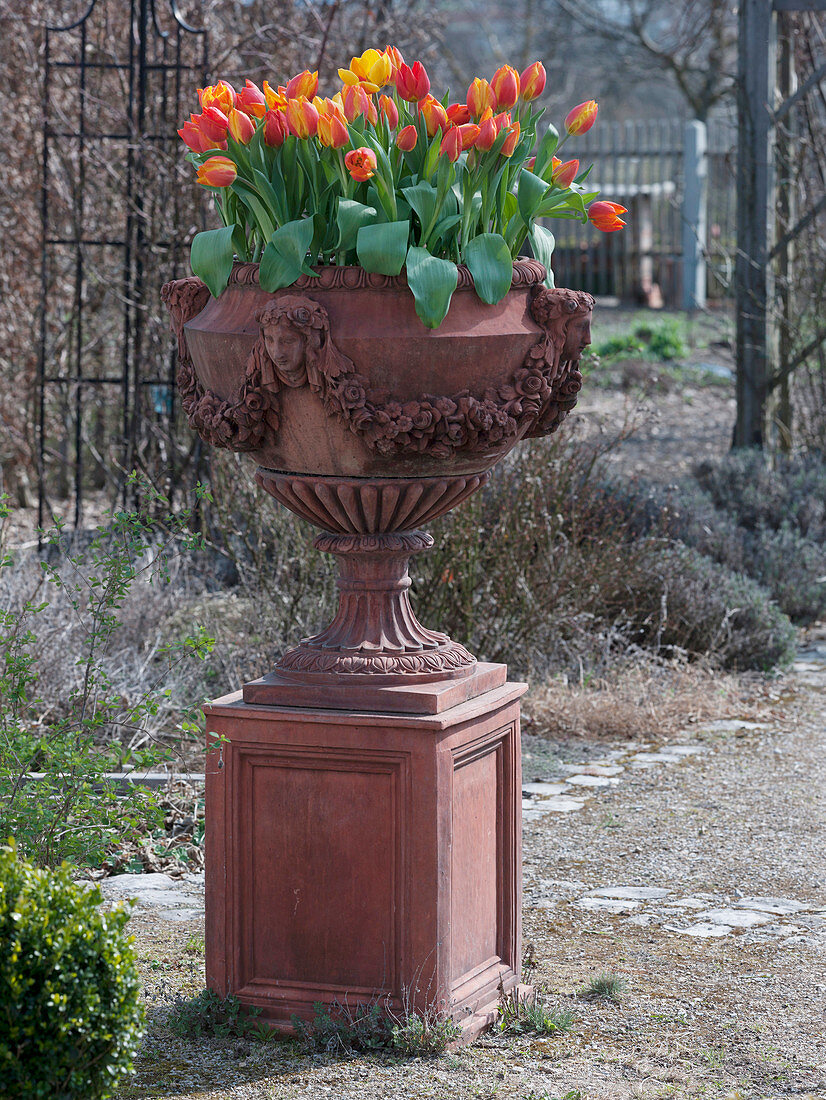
550,116 -> 737,307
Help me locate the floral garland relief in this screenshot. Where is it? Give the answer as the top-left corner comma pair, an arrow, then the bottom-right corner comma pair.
161,278 -> 595,457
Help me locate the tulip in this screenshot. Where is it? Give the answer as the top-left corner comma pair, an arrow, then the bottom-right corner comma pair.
198,80 -> 236,114
378,94 -> 399,128
520,62 -> 546,101
178,118 -> 224,153
285,97 -> 319,139
467,77 -> 496,119
587,200 -> 627,232
227,107 -> 256,144
285,69 -> 319,100
345,146 -> 377,182
192,105 -> 229,144
263,108 -> 288,146
551,157 -> 579,188
564,100 -> 598,135
317,101 -> 349,148
396,124 -> 418,151
474,108 -> 498,151
419,94 -> 449,137
395,60 -> 430,102
439,126 -> 463,163
341,84 -> 374,123
491,65 -> 519,110
339,49 -> 392,93
446,102 -> 472,126
383,45 -> 405,77
236,79 -> 267,118
263,81 -> 287,111
196,156 -> 237,187
500,119 -> 520,157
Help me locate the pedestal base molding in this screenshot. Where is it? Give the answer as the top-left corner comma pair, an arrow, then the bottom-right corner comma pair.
204,677 -> 526,1039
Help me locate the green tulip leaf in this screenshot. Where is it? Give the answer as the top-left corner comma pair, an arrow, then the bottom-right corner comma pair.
190,225 -> 236,298
517,168 -> 551,227
357,220 -> 410,276
528,223 -> 556,288
405,246 -> 458,329
402,183 -> 439,238
533,123 -> 560,179
336,199 -> 379,253
464,233 -> 513,305
259,217 -> 317,292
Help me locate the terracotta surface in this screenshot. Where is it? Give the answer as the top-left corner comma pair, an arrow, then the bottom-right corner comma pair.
203,681 -> 526,1037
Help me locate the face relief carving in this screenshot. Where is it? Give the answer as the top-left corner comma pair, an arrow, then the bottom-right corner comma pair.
562,311 -> 592,360
264,319 -> 307,387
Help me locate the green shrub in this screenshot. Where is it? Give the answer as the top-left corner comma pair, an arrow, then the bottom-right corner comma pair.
0,841 -> 143,1099
594,319 -> 686,362
166,989 -> 276,1042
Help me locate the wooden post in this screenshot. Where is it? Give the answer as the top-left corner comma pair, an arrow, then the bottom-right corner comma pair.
774,17 -> 796,451
682,120 -> 708,311
734,0 -> 777,448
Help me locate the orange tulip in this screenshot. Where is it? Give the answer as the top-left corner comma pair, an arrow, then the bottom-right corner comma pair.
196,156 -> 237,187
500,119 -> 521,157
467,77 -> 495,119
198,80 -> 236,114
263,108 -> 288,147
178,118 -> 225,153
491,65 -> 519,110
474,108 -> 498,152
227,107 -> 256,144
396,124 -> 418,151
520,62 -> 546,101
395,60 -> 430,102
285,69 -> 319,100
383,45 -> 405,77
339,49 -> 392,93
439,126 -> 463,162
191,106 -> 229,144
551,157 -> 579,188
588,200 -> 627,232
236,79 -> 267,118
379,94 -> 399,128
263,81 -> 287,111
446,102 -> 472,126
419,94 -> 449,137
285,97 -> 319,139
345,146 -> 377,182
340,84 -> 374,123
564,100 -> 598,135
317,101 -> 349,148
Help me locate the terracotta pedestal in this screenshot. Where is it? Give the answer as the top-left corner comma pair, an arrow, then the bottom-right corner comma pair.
203,679 -> 526,1038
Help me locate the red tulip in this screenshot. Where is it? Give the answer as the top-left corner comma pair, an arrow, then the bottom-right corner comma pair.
395,60 -> 430,102
178,118 -> 224,153
491,65 -> 519,110
439,126 -> 463,162
227,107 -> 256,144
285,97 -> 319,139
317,102 -> 349,148
345,146 -> 377,183
379,94 -> 399,128
467,77 -> 495,119
520,62 -> 546,101
196,156 -> 237,187
193,105 -> 229,144
341,84 -> 374,123
396,124 -> 418,151
236,79 -> 267,118
500,119 -> 520,157
551,157 -> 579,188
446,102 -> 472,126
587,200 -> 627,232
285,69 -> 319,100
198,81 -> 236,114
474,108 -> 498,151
564,100 -> 598,135
419,94 -> 449,137
263,109 -> 288,147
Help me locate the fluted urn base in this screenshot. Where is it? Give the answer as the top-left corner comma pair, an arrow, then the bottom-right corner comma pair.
243,469 -> 507,712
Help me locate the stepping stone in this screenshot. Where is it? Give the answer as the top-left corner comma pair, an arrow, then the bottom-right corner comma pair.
561,764 -> 624,777
98,873 -> 204,918
566,774 -> 619,788
588,886 -> 670,901
541,796 -> 587,813
661,745 -> 706,756
696,908 -> 771,928
734,896 -> 808,915
666,898 -> 708,910
522,781 -> 571,797
668,921 -> 731,938
700,719 -> 770,733
157,909 -> 205,923
575,897 -> 641,913
629,752 -> 686,764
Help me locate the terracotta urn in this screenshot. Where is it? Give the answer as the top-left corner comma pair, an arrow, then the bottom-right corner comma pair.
162,261 -> 594,711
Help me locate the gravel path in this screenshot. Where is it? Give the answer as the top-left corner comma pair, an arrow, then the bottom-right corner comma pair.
116,630 -> 826,1100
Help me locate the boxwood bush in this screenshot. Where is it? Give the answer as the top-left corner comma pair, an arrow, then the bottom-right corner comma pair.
0,842 -> 143,1099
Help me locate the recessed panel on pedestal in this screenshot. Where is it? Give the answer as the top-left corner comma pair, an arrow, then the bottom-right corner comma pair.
237,748 -> 404,994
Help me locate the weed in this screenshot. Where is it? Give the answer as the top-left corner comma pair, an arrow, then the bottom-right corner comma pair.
184,933 -> 205,956
581,971 -> 627,1001
166,988 -> 277,1042
498,984 -> 575,1036
291,997 -> 461,1058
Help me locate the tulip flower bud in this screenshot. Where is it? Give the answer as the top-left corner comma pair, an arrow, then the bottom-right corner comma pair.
193,106 -> 230,144
285,97 -> 319,139
236,79 -> 267,118
396,124 -> 418,151
551,157 -> 579,188
446,103 -> 472,126
196,156 -> 237,188
317,104 -> 349,149
491,65 -> 520,110
587,200 -> 627,232
227,107 -> 256,144
395,61 -> 430,102
467,78 -> 495,120
564,100 -> 598,136
345,146 -> 378,182
379,94 -> 399,128
419,94 -> 449,137
519,62 -> 546,101
178,119 -> 224,154
263,109 -> 288,147
439,126 -> 463,163
342,84 -> 374,123
383,46 -> 405,77
198,80 -> 236,114
285,69 -> 319,100
474,110 -> 498,152
263,81 -> 287,112
500,119 -> 520,157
